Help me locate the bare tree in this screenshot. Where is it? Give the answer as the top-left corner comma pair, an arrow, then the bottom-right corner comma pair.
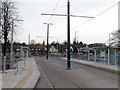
0,2 -> 2,42
111,29 -> 120,47
1,0 -> 19,57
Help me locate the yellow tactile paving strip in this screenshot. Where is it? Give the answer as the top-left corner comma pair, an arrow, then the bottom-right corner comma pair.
14,58 -> 33,88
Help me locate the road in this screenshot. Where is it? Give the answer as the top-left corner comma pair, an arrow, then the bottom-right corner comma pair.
34,56 -> 118,88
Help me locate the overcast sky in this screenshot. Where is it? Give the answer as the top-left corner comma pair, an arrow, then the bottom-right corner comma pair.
14,0 -> 119,45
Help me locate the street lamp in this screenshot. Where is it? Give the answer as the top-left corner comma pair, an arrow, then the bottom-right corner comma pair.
10,19 -> 23,69
109,33 -> 113,46
43,23 -> 53,59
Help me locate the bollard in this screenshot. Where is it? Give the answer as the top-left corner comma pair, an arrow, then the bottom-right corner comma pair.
17,59 -> 18,72
108,48 -> 110,65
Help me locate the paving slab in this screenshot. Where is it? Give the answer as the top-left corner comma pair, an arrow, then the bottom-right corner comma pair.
60,57 -> 118,73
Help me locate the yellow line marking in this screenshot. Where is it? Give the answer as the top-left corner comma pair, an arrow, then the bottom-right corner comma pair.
14,58 -> 33,88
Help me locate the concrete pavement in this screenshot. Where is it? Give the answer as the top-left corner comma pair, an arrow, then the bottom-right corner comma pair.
1,57 -> 40,88
60,57 -> 119,73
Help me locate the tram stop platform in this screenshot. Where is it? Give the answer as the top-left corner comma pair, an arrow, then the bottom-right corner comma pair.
60,57 -> 119,74
0,57 -> 40,89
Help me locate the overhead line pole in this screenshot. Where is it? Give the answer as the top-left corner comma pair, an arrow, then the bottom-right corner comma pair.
44,23 -> 53,60
67,0 -> 71,69
47,24 -> 49,59
41,0 -> 94,69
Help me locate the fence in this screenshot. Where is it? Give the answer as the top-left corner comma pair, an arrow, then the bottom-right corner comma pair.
72,48 -> 120,66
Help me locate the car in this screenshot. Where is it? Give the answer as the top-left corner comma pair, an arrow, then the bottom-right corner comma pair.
35,54 -> 39,56
63,53 -> 67,57
54,53 -> 57,56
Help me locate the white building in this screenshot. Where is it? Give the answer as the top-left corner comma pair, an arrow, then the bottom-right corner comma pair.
31,40 -> 36,45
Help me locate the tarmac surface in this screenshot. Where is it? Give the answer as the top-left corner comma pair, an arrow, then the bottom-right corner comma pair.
0,55 -> 119,89
35,56 -> 118,88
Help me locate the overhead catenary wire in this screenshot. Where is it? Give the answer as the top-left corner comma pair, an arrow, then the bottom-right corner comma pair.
70,6 -> 92,16
39,0 -> 62,37
72,2 -> 118,31
42,5 -> 67,16
47,0 -> 61,23
57,2 -> 118,41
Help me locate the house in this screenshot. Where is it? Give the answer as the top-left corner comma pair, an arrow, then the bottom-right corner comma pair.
88,43 -> 106,48
62,44 -> 74,53
29,44 -> 45,56
49,45 -> 57,55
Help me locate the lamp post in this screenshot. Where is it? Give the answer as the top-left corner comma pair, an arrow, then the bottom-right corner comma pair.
10,19 -> 23,69
44,23 -> 53,59
109,33 -> 113,46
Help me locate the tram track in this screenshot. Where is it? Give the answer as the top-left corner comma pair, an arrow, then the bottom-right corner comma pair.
34,56 -> 118,88
36,58 -> 84,89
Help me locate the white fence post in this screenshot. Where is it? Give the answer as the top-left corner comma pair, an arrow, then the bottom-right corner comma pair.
94,49 -> 96,63
108,48 -> 110,65
115,49 -> 117,66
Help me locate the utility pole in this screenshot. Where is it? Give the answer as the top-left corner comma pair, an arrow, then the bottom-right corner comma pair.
44,23 -> 53,59
10,19 -> 23,69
